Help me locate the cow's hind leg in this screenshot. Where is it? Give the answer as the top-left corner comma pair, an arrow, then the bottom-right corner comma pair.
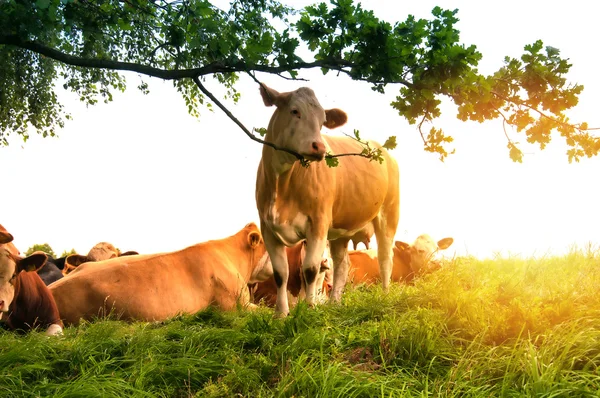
329,238 -> 350,302
373,214 -> 396,289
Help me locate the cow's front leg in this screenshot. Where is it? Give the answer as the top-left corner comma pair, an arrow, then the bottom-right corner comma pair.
329,238 -> 350,302
301,237 -> 328,307
262,228 -> 291,317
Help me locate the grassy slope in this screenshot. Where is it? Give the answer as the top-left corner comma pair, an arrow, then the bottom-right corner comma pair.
2,249 -> 600,397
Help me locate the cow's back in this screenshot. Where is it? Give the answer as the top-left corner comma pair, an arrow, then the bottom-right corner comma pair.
50,245 -> 247,325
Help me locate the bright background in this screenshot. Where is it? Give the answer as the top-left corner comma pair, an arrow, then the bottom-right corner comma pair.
1,1 -> 598,259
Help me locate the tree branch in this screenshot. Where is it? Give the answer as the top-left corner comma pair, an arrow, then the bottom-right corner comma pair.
191,76 -> 304,160
0,34 -> 414,88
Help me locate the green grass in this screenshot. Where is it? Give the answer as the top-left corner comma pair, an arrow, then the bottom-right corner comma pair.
2,248 -> 600,397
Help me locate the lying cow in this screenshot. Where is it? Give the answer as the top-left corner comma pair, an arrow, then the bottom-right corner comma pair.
63,242 -> 139,275
49,223 -> 273,325
250,241 -> 332,307
255,83 -> 400,316
348,235 -> 454,285
0,226 -> 63,335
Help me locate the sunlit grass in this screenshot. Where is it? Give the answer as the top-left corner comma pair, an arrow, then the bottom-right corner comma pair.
1,247 -> 600,396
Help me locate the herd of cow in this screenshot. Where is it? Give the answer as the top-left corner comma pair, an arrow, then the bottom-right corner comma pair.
0,84 -> 454,336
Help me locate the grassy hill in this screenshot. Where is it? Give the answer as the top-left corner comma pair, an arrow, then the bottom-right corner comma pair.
2,248 -> 600,397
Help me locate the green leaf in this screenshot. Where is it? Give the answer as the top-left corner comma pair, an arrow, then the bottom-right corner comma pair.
325,153 -> 339,168
382,136 -> 397,150
254,127 -> 267,137
35,0 -> 51,9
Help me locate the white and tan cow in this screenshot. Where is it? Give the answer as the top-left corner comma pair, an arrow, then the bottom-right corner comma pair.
63,242 -> 139,275
348,234 -> 454,285
397,234 -> 454,275
255,83 -> 400,316
49,223 -> 273,325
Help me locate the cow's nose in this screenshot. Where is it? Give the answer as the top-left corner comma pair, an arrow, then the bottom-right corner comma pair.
311,141 -> 326,160
0,300 -> 4,311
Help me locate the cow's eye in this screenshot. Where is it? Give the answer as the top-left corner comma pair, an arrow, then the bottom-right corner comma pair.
291,109 -> 300,117
9,273 -> 16,285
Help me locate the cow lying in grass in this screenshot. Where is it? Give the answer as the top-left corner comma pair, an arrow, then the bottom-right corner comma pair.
348,234 -> 454,285
49,223 -> 273,325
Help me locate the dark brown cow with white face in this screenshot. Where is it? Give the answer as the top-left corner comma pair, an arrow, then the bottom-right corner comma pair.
255,83 -> 400,316
50,223 -> 273,325
250,241 -> 332,307
0,225 -> 63,335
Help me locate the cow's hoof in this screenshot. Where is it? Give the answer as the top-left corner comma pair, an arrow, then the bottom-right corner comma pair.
45,324 -> 63,336
273,311 -> 288,319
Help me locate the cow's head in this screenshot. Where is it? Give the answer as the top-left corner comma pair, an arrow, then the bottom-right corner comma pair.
87,242 -> 119,261
260,83 -> 347,161
395,235 -> 454,275
0,234 -> 47,315
245,223 -> 272,284
63,243 -> 138,275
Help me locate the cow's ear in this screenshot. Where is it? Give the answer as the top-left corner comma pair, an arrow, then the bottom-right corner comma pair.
259,83 -> 280,107
65,254 -> 89,268
324,108 -> 348,129
0,231 -> 14,244
54,257 -> 67,270
395,241 -> 410,251
18,252 -> 48,273
248,231 -> 262,248
437,237 -> 454,250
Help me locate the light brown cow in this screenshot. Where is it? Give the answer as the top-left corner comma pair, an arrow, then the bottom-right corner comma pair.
348,235 -> 454,285
63,242 -> 139,275
0,225 -> 63,335
255,83 -> 400,316
250,241 -> 332,307
49,223 -> 273,325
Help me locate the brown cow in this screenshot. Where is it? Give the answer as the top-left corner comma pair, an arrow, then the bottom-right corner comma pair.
63,242 -> 139,275
0,225 -> 63,335
348,234 -> 454,285
250,241 -> 332,307
255,83 -> 400,316
49,223 -> 273,325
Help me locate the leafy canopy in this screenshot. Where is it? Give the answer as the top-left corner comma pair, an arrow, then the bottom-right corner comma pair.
24,242 -> 56,258
0,0 -> 597,162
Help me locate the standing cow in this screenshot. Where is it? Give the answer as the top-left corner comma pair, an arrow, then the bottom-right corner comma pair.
255,83 -> 400,316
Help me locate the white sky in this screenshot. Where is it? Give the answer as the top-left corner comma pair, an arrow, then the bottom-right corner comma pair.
1,1 -> 598,259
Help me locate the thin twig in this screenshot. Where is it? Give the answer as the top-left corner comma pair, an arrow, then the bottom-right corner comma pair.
191,76 -> 304,160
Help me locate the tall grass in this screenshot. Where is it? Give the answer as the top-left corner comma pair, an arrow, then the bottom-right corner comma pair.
2,248 -> 600,396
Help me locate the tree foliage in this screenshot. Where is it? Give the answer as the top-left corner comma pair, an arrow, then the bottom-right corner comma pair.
24,242 -> 56,258
0,0 -> 597,162
60,248 -> 77,258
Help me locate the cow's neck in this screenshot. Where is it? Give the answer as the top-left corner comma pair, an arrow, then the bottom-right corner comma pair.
262,144 -> 297,176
